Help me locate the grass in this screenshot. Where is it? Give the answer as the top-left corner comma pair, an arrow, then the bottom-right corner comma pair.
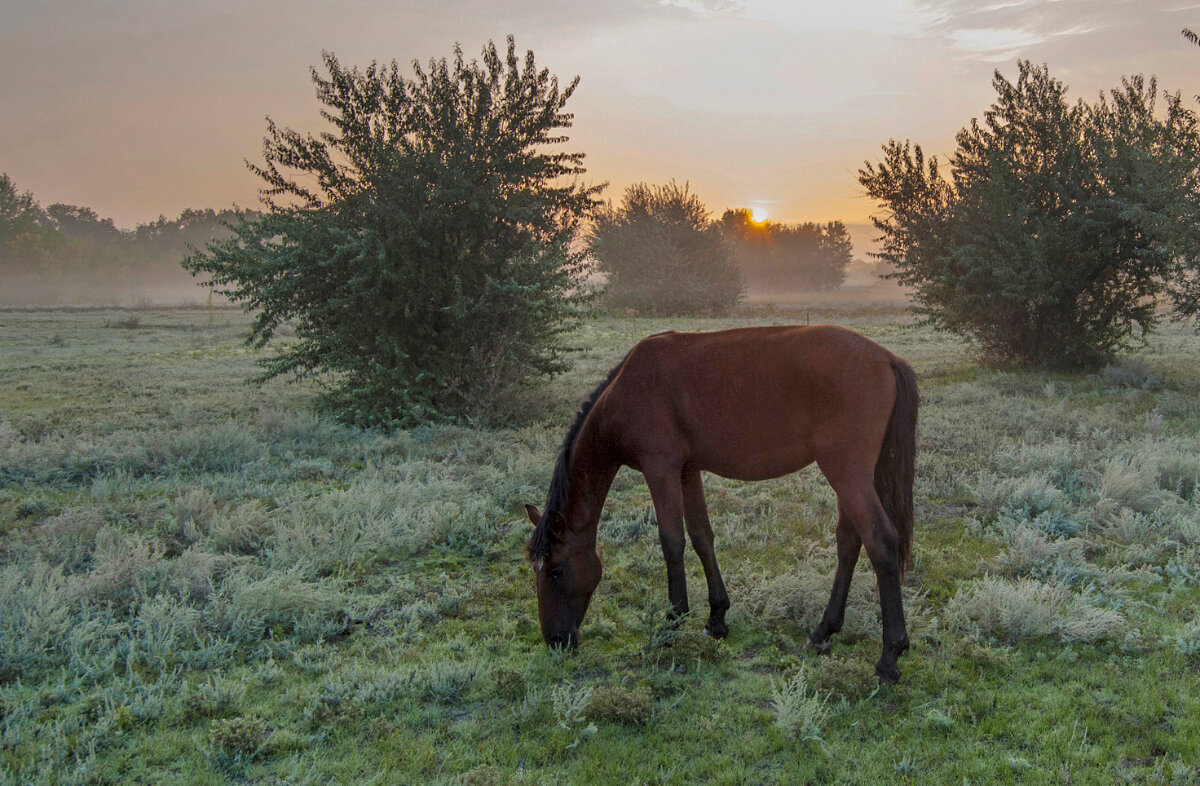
1,304 -> 1200,783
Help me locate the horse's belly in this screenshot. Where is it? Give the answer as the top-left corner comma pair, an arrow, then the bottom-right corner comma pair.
694,446 -> 814,482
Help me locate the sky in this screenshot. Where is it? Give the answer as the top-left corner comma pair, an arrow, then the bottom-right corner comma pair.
2,0 -> 1198,232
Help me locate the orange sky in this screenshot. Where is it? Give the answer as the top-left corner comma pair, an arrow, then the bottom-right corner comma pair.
2,0 -> 1197,231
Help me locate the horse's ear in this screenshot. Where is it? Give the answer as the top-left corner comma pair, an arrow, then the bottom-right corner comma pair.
524,504 -> 541,528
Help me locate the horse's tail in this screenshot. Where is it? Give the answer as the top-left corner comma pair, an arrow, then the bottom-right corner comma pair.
874,358 -> 918,580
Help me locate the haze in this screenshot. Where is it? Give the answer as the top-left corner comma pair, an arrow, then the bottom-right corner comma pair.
2,0 -> 1197,230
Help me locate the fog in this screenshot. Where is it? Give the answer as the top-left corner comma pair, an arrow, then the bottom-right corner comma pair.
0,177 -> 248,307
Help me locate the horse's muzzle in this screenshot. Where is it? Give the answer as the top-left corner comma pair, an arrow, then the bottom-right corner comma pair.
546,629 -> 579,649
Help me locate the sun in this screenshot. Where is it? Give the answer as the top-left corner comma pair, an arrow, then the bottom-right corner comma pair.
750,206 -> 768,224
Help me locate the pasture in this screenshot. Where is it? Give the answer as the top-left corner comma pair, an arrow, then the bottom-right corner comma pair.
2,305 -> 1199,784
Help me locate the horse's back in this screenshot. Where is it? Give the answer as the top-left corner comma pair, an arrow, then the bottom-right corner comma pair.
596,325 -> 900,480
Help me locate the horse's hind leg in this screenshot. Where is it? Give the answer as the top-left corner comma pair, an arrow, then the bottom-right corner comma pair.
806,506 -> 861,652
682,471 -> 730,638
823,472 -> 909,684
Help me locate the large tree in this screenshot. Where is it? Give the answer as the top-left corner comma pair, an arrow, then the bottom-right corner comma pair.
186,38 -> 601,425
588,181 -> 744,315
860,61 -> 1200,367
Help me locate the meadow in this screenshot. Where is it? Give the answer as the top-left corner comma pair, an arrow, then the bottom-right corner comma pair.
2,304 -> 1199,784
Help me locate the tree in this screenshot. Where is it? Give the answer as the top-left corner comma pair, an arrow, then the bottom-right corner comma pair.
720,209 -> 852,291
859,61 -> 1200,367
0,174 -> 58,278
588,181 -> 744,315
185,38 -> 601,425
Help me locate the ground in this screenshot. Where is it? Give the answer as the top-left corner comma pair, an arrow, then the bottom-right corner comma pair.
1,304 -> 1198,784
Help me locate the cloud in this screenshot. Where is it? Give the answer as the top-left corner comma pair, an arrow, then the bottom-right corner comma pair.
657,0 -> 746,14
913,0 -> 1131,59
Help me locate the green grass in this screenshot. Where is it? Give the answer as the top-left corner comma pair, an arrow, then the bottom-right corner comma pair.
2,305 -> 1200,784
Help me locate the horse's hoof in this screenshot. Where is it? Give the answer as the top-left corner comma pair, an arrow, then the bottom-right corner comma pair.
802,636 -> 831,654
875,663 -> 901,685
704,621 -> 729,639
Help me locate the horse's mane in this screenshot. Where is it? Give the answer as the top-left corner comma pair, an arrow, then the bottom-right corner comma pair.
526,354 -> 628,565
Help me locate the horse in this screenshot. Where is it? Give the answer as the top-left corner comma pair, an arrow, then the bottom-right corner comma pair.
524,324 -> 918,683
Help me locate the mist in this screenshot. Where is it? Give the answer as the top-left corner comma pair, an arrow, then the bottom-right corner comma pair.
0,173 -> 247,307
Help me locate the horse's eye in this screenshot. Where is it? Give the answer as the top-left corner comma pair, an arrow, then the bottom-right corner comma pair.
548,567 -> 564,581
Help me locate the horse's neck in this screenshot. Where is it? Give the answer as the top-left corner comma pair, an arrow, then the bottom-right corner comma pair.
564,423 -> 620,546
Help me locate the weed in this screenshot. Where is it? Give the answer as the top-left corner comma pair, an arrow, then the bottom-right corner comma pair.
946,577 -> 1128,642
208,499 -> 273,555
550,681 -> 597,749
1168,620 -> 1200,657
492,669 -> 526,701
208,715 -> 270,768
1100,358 -> 1163,390
769,668 -> 829,740
414,659 -> 481,703
813,656 -> 877,701
183,675 -> 245,717
586,683 -> 653,725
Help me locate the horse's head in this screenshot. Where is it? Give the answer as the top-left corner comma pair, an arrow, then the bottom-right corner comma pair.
524,503 -> 602,649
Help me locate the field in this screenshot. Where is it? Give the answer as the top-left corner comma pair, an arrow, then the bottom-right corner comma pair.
2,304 -> 1200,784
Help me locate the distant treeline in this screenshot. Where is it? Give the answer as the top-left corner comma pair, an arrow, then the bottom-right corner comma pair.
1,171 -> 854,307
720,209 -> 852,292
0,173 -> 256,305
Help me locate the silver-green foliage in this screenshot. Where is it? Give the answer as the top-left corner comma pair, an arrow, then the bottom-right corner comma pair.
769,668 -> 830,740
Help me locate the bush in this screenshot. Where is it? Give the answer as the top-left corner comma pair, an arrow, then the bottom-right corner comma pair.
945,576 -> 1127,642
860,61 -> 1200,367
185,39 -> 600,426
586,683 -> 653,725
769,669 -> 829,740
588,181 -> 744,315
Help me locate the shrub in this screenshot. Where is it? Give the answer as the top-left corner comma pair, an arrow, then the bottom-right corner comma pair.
210,566 -> 355,644
131,594 -> 204,669
209,715 -> 269,757
550,681 -> 595,736
86,527 -> 160,609
0,560 -> 78,677
586,683 -> 653,726
588,181 -> 744,315
1170,621 -> 1200,657
860,61 -> 1200,367
814,656 -> 879,701
769,669 -> 829,740
413,659 -> 481,703
731,563 -> 883,640
946,576 -> 1127,642
208,500 -> 274,555
183,675 -> 246,718
185,39 -> 600,426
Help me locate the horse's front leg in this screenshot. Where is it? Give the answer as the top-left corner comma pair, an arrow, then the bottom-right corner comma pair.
682,470 -> 730,638
645,468 -> 690,620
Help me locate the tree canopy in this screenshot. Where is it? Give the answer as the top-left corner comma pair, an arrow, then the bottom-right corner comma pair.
185,38 -> 601,426
860,61 -> 1200,367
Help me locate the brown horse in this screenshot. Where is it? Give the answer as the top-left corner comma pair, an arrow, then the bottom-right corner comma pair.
524,324 -> 918,683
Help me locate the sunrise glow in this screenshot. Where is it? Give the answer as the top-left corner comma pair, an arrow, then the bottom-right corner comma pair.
750,206 -> 769,224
